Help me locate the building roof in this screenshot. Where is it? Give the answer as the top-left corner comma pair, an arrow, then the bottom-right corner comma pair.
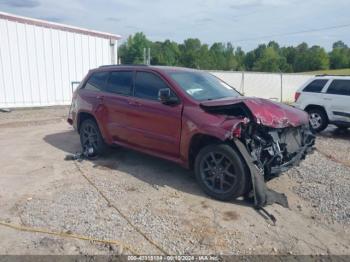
0,11 -> 121,40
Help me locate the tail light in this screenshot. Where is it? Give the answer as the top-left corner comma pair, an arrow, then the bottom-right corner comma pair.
294,92 -> 301,102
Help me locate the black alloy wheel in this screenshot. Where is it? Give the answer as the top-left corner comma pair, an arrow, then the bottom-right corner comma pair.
194,144 -> 249,201
79,119 -> 107,157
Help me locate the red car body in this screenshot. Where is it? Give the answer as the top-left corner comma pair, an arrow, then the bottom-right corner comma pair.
69,65 -> 308,166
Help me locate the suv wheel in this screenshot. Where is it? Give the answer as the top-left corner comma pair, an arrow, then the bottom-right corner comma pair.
307,108 -> 328,133
194,144 -> 248,201
79,119 -> 107,157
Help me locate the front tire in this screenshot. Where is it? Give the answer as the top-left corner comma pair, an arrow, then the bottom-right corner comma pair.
79,119 -> 107,157
307,108 -> 328,133
194,143 -> 248,201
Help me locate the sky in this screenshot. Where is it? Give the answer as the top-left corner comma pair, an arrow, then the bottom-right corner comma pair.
0,0 -> 349,51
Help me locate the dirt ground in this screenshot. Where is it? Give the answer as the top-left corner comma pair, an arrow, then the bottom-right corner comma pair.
0,106 -> 349,255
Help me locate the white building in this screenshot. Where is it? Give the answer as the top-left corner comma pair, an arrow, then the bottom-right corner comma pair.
0,11 -> 121,108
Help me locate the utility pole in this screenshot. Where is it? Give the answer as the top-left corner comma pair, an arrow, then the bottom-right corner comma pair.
241,71 -> 245,94
143,48 -> 151,65
280,73 -> 283,102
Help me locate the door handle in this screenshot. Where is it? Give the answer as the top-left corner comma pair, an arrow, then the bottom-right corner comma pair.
323,98 -> 332,101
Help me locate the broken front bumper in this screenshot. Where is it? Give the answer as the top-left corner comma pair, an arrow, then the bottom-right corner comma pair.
233,130 -> 315,208
270,140 -> 315,174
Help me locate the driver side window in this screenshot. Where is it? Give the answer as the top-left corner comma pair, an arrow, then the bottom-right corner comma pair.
134,71 -> 170,101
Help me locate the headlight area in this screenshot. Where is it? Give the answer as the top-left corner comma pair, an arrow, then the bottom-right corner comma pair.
231,123 -> 315,208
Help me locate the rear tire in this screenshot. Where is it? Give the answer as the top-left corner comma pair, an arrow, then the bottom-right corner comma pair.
79,119 -> 107,157
194,143 -> 249,201
307,108 -> 328,133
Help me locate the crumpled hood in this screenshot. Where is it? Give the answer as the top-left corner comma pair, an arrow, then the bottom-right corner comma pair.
200,97 -> 309,128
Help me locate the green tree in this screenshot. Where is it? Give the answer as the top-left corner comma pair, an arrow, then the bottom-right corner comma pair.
179,38 -> 202,68
224,43 -> 239,70
119,32 -> 350,73
281,46 -> 297,71
197,44 -> 211,69
209,42 -> 226,70
253,47 -> 283,72
329,41 -> 349,69
293,43 -> 310,72
118,32 -> 151,64
234,47 -> 245,70
307,45 -> 329,71
293,43 -> 329,72
151,40 -> 180,66
244,51 -> 256,70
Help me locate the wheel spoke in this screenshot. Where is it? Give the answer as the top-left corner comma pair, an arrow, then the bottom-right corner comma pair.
205,176 -> 215,185
223,161 -> 231,171
209,153 -> 217,165
219,176 -> 224,190
224,170 -> 235,178
204,159 -> 211,167
216,155 -> 224,165
200,151 -> 239,194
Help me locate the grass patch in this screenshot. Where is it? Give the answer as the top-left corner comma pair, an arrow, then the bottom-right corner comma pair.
302,68 -> 350,75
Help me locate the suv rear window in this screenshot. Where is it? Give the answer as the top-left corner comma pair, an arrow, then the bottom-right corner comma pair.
134,72 -> 169,100
326,80 -> 350,96
106,71 -> 133,96
84,72 -> 109,91
303,79 -> 328,93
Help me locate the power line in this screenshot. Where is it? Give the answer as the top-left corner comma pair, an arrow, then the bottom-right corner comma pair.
233,23 -> 350,43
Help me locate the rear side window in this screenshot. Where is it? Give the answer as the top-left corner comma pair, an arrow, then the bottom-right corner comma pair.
84,72 -> 109,91
106,71 -> 133,96
326,80 -> 350,96
303,79 -> 328,93
134,72 -> 169,100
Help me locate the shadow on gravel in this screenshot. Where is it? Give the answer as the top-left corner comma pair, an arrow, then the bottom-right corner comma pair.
44,130 -> 80,154
43,130 -> 252,207
318,126 -> 350,140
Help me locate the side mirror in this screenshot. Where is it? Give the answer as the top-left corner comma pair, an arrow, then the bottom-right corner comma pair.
158,88 -> 179,105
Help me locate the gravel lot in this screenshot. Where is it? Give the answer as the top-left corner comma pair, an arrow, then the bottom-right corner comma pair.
0,106 -> 349,255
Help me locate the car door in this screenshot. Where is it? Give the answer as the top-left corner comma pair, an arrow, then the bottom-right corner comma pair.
323,79 -> 350,123
99,70 -> 135,143
125,70 -> 183,157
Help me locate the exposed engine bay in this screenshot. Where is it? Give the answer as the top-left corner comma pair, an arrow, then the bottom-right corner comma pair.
201,101 -> 315,178
241,124 -> 315,180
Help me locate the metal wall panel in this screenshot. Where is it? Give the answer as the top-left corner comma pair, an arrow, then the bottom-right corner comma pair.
211,71 -> 314,102
0,16 -> 118,108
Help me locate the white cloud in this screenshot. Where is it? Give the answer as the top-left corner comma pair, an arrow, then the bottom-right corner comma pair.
0,0 -> 349,50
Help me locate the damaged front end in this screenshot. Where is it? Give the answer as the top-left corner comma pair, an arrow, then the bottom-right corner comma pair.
234,123 -> 315,208
240,123 -> 315,179
201,98 -> 315,207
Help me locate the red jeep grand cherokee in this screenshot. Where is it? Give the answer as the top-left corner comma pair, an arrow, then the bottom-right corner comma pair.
68,65 -> 314,204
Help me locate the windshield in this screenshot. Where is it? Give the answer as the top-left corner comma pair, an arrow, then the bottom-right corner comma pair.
166,70 -> 241,101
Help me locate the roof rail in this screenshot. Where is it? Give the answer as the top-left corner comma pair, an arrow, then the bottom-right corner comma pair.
99,64 -> 149,68
316,74 -> 350,77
